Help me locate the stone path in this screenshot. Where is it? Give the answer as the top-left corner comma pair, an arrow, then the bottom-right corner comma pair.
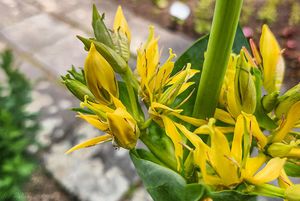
0,1 -> 193,201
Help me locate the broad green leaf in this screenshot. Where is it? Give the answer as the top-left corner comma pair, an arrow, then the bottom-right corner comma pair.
173,26 -> 250,116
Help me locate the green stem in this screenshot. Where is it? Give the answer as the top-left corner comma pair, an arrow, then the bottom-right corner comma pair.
253,184 -> 285,198
122,67 -> 141,121
193,0 -> 244,119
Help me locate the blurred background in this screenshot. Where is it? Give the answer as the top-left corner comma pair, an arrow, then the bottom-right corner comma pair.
0,0 -> 299,201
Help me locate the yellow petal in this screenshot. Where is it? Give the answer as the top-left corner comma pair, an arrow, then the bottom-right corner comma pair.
65,134 -> 112,154
243,153 -> 267,179
84,43 -> 118,104
231,114 -> 244,164
226,55 -> 242,118
171,112 -> 207,127
77,113 -> 109,131
208,120 -> 240,185
248,157 -> 286,185
151,102 -> 183,113
243,113 -> 268,149
273,101 -> 300,142
107,108 -> 139,150
214,108 -> 236,125
162,116 -> 183,171
278,170 -> 293,189
152,48 -> 176,92
114,6 -> 131,41
175,123 -> 212,183
136,26 -> 159,91
260,24 -> 285,93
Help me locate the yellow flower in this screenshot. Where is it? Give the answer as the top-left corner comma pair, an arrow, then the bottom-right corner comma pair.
137,27 -> 198,107
66,95 -> 139,153
114,6 -> 131,42
107,107 -> 140,150
177,114 -> 273,188
260,24 -> 285,94
84,43 -> 118,104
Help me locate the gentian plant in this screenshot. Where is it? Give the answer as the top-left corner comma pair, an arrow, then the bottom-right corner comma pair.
62,1 -> 300,200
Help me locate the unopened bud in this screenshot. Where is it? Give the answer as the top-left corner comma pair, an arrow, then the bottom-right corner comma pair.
260,25 -> 285,94
107,108 -> 139,149
267,143 -> 293,157
235,50 -> 257,114
262,91 -> 279,113
67,65 -> 85,84
84,43 -> 119,104
78,36 -> 128,74
275,83 -> 300,118
63,78 -> 95,102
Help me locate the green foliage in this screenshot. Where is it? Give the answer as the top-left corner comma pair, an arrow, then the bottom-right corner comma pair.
0,50 -> 38,201
195,0 -> 300,34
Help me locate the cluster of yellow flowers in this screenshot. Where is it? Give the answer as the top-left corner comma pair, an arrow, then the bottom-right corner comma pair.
62,5 -> 300,200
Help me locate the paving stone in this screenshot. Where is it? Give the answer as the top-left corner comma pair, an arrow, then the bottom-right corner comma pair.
0,0 -> 39,28
1,13 -> 74,53
26,90 -> 54,113
17,61 -> 45,81
33,34 -> 86,77
37,117 -> 63,146
44,123 -> 132,201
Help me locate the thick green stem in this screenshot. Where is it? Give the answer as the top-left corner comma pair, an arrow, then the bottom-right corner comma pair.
193,0 -> 244,119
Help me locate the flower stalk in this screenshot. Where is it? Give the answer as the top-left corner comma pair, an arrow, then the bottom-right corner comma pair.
193,0 -> 244,119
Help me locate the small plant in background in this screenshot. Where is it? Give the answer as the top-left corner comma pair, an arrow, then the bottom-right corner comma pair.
0,50 -> 38,201
152,0 -> 169,9
194,0 -> 300,34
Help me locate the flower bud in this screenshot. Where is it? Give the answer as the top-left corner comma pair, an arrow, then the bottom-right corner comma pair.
113,6 -> 131,42
84,43 -> 118,104
78,36 -> 128,73
275,83 -> 300,118
92,5 -> 114,49
235,50 -> 257,114
112,6 -> 131,62
260,24 -> 285,94
285,185 -> 300,201
267,143 -> 293,157
262,91 -> 279,113
107,108 -> 139,149
67,65 -> 86,84
62,77 -> 95,102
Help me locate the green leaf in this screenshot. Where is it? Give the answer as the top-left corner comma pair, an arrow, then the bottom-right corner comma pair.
173,26 -> 250,116
284,162 -> 300,177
